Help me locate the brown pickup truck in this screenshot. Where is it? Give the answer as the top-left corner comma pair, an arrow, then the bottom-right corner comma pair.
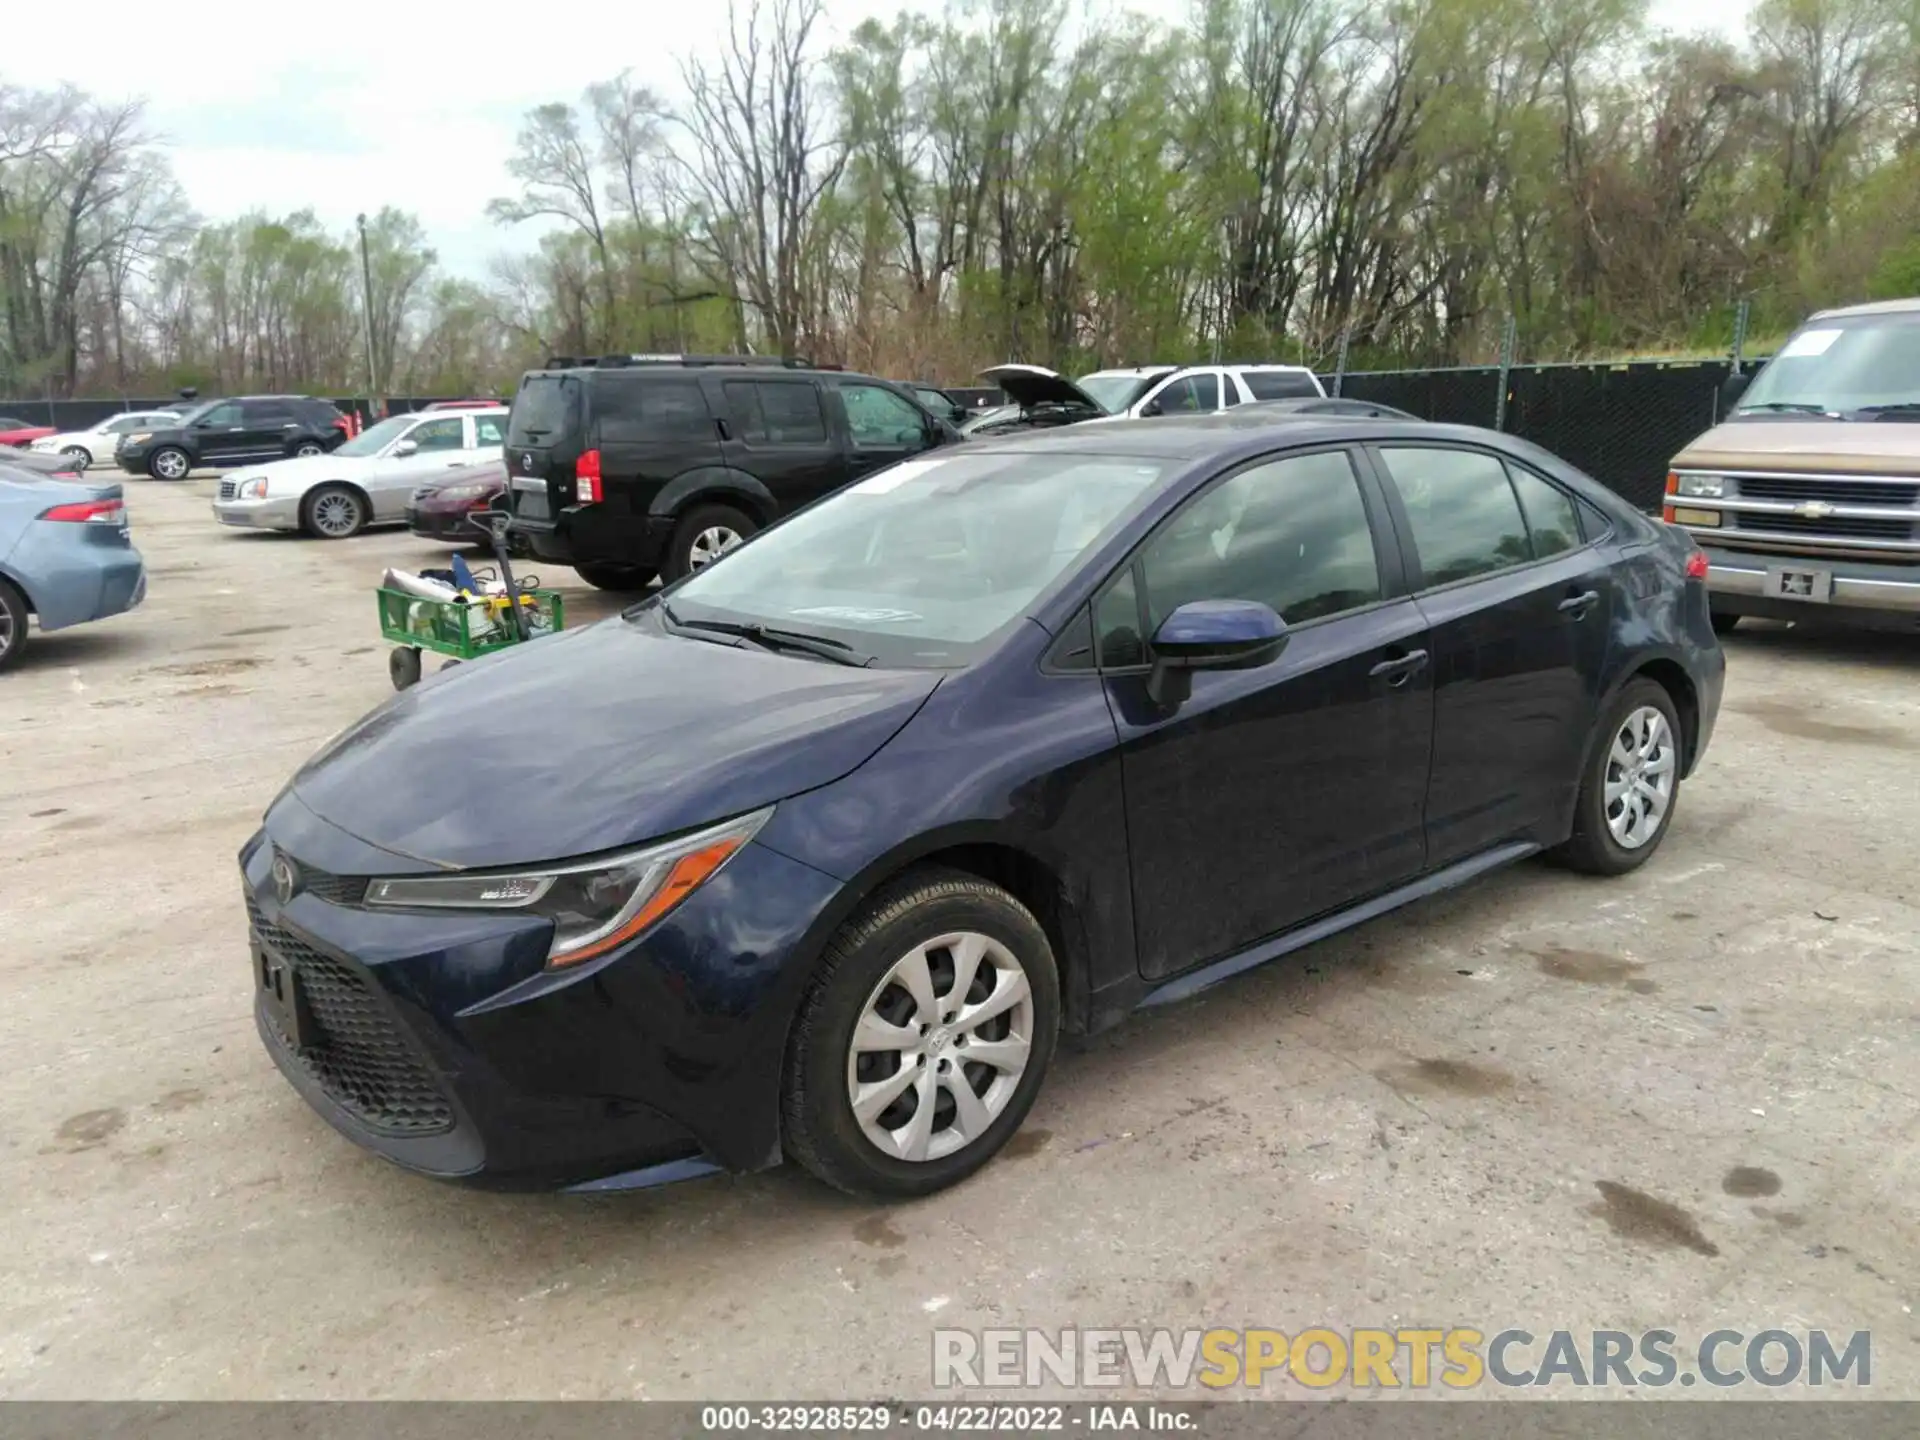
1665,296 -> 1920,633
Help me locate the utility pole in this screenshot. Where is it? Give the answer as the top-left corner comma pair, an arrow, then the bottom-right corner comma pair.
356,213 -> 378,411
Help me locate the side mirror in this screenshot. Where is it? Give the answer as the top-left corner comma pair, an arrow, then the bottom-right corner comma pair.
1146,599 -> 1288,708
1139,398 -> 1164,418
393,438 -> 419,457
949,404 -> 968,425
1720,371 -> 1751,413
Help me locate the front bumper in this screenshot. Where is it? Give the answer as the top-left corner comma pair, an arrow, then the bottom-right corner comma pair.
213,496 -> 302,530
407,505 -> 490,543
1703,545 -> 1920,630
242,805 -> 845,1189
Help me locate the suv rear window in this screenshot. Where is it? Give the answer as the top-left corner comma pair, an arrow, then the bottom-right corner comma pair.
508,375 -> 581,446
596,376 -> 712,443
1242,370 -> 1321,401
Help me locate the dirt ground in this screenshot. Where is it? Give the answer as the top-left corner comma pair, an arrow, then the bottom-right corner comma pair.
2,475 -> 1917,1400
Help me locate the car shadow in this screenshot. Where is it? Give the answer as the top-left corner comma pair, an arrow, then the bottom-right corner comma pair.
1722,618 -> 1919,670
12,627 -> 152,669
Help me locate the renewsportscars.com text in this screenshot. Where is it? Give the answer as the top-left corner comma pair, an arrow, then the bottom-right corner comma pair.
932,1327 -> 1872,1390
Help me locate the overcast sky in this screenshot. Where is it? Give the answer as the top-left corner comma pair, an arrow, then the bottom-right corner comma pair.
12,0 -> 1752,281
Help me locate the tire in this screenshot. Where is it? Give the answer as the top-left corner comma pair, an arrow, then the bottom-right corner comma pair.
663,503 -> 756,582
573,560 -> 658,592
783,868 -> 1060,1199
62,446 -> 93,468
0,578 -> 29,673
302,484 -> 367,539
389,646 -> 422,690
148,446 -> 191,481
294,440 -> 325,458
1709,610 -> 1741,636
1552,678 -> 1684,876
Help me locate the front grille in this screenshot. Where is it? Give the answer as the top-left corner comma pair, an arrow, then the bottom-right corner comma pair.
218,480 -> 236,501
1736,475 -> 1920,507
249,896 -> 454,1136
1731,512 -> 1916,542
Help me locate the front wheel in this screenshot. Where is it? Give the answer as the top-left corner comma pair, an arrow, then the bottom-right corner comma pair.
573,561 -> 658,592
302,484 -> 367,539
62,446 -> 93,468
148,446 -> 191,481
664,503 -> 756,582
1552,678 -> 1684,876
782,869 -> 1060,1199
0,578 -> 29,672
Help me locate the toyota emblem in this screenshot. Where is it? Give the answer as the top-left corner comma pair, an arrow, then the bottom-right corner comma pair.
271,853 -> 299,905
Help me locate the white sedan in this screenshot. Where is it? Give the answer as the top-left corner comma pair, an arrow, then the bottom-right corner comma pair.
211,407 -> 509,539
28,411 -> 182,468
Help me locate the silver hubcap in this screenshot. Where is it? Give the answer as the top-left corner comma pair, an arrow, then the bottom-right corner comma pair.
1604,706 -> 1676,849
0,602 -> 15,653
687,526 -> 742,570
312,492 -> 361,537
846,931 -> 1035,1163
63,448 -> 89,464
297,443 -> 322,456
154,450 -> 187,479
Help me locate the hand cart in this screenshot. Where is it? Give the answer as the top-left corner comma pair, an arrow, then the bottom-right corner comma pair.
376,506 -> 565,690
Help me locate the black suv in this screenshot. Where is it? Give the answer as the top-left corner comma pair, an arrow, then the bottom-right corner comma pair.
503,356 -> 957,589
118,396 -> 350,481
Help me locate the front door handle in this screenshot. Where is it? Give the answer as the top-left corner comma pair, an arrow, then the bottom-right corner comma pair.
1558,589 -> 1600,618
1369,648 -> 1430,686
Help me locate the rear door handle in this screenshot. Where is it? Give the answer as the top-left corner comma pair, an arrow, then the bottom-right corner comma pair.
1558,589 -> 1600,617
1369,649 -> 1429,686
715,417 -> 732,441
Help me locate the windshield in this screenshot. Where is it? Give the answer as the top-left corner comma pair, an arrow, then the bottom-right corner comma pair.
656,449 -> 1171,666
1738,311 -> 1920,416
1074,373 -> 1166,413
334,415 -> 417,457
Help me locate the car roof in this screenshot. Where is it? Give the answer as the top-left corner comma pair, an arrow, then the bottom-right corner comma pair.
1809,296 -> 1920,321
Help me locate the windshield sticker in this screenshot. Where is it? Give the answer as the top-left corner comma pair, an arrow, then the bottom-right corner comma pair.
1779,328 -> 1842,358
791,606 -> 924,625
851,459 -> 946,495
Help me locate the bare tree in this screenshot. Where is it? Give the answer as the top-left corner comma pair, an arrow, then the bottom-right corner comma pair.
489,102 -> 616,348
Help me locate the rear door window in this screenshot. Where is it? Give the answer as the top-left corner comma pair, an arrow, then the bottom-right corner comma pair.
473,414 -> 507,446
724,380 -> 829,444
507,375 -> 581,447
1377,447 -> 1533,587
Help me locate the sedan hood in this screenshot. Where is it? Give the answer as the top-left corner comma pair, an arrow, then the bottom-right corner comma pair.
978,365 -> 1108,414
289,618 -> 942,869
1672,420 -> 1920,476
241,453 -> 379,484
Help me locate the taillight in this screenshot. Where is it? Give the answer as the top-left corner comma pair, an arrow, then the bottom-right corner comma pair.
41,498 -> 125,525
1685,550 -> 1709,580
575,448 -> 603,504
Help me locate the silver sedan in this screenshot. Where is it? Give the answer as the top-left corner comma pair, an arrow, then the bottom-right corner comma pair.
211,408 -> 508,539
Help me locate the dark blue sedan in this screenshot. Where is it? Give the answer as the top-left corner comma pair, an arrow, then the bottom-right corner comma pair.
244,414 -> 1723,1197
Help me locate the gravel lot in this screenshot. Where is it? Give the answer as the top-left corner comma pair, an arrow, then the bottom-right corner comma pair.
2,476 -> 1917,1400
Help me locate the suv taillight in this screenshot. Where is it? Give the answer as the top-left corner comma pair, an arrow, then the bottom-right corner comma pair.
575,448 -> 603,504
41,498 -> 125,524
1685,550 -> 1709,580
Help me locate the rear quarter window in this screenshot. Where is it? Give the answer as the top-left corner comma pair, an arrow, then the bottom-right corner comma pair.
1242,370 -> 1322,401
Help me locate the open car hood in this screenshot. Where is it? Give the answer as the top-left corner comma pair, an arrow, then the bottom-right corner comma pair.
978,365 -> 1108,414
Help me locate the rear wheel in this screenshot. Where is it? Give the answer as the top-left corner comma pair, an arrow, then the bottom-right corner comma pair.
573,561 -> 658,592
664,503 -> 756,582
294,440 -> 325,458
148,446 -> 191,481
1709,609 -> 1741,636
0,578 -> 29,672
302,484 -> 367,539
782,869 -> 1060,1199
1553,678 -> 1684,876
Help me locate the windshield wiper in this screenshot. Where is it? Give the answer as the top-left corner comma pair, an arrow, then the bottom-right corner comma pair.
1735,401 -> 1833,416
1853,403 -> 1920,420
662,604 -> 872,666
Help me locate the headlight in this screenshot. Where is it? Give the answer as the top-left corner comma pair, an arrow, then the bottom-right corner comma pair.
238,476 -> 269,499
126,432 -> 151,445
363,807 -> 770,967
1676,474 -> 1725,499
29,439 -> 54,451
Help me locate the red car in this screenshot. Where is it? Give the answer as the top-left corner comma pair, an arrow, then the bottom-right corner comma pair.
0,414 -> 57,448
404,457 -> 522,550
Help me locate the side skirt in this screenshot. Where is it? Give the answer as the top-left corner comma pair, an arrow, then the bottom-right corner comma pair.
1137,840 -> 1540,1010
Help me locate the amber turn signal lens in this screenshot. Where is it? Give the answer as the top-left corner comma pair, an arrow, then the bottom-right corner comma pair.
546,836 -> 745,968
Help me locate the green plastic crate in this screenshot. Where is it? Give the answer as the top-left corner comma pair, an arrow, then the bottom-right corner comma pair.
376,587 -> 565,660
